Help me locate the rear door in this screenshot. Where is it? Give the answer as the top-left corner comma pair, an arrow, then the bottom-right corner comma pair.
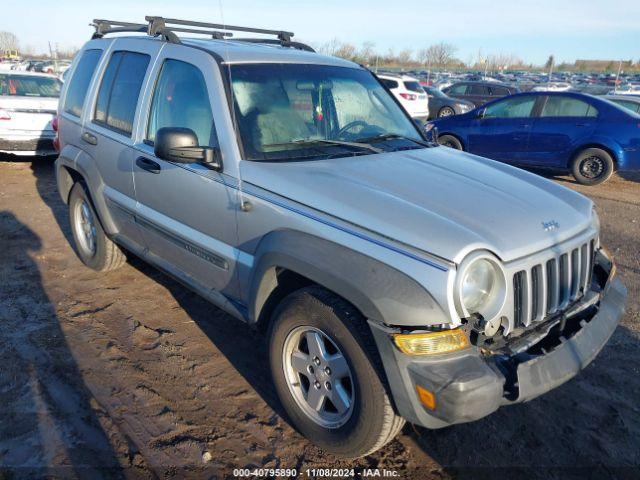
527,95 -> 599,167
80,39 -> 160,249
132,45 -> 239,297
467,95 -> 539,162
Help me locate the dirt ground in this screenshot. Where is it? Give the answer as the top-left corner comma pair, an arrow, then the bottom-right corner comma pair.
0,156 -> 638,479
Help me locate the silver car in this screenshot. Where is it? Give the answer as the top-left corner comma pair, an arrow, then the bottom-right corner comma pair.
54,17 -> 627,458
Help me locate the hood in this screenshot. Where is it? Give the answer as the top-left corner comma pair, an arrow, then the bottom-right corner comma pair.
242,147 -> 594,264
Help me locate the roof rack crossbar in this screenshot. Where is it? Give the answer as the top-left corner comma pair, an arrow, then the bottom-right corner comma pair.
148,16 -> 295,43
91,16 -> 314,51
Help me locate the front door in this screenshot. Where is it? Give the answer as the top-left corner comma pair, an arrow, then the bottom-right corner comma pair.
132,46 -> 239,298
467,95 -> 539,162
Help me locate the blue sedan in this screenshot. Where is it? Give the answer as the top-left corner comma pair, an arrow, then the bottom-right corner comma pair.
429,91 -> 640,185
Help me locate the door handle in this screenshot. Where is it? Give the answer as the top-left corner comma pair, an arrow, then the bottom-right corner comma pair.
136,156 -> 161,174
81,131 -> 98,145
575,123 -> 587,127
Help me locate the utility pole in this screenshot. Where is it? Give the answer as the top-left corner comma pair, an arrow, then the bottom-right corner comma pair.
614,60 -> 623,93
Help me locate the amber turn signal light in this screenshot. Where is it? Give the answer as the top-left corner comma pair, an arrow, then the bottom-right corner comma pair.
393,329 -> 470,356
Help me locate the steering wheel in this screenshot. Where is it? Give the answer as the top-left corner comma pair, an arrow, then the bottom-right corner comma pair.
337,120 -> 369,139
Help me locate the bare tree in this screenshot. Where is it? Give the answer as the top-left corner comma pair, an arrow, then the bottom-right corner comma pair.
0,31 -> 19,52
418,42 -> 458,68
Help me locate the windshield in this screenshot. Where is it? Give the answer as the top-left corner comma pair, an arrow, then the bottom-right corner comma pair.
229,63 -> 424,162
403,81 -> 424,93
0,74 -> 61,98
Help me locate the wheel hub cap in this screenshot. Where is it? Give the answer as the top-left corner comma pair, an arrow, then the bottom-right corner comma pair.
580,156 -> 604,179
75,200 -> 97,256
282,326 -> 354,429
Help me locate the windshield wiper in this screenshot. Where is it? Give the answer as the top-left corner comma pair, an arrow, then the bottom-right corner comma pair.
263,138 -> 383,154
355,133 -> 432,147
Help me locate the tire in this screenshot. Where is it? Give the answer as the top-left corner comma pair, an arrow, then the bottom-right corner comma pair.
68,181 -> 126,271
438,106 -> 456,118
269,286 -> 404,458
438,134 -> 463,150
570,148 -> 615,185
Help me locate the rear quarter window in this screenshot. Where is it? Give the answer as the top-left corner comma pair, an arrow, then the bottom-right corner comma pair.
63,49 -> 103,117
380,78 -> 399,89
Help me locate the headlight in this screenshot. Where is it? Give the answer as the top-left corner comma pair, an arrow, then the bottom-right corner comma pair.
454,251 -> 507,320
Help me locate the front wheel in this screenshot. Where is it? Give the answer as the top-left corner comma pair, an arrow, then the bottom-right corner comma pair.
570,148 -> 615,185
269,286 -> 404,458
438,106 -> 455,117
438,134 -> 463,150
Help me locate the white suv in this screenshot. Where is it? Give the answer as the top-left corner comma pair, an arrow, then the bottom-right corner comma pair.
377,73 -> 429,121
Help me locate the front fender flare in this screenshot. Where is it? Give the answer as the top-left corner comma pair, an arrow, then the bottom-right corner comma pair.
248,230 -> 450,327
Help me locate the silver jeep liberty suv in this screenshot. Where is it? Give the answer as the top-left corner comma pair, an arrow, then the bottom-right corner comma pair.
54,17 -> 627,458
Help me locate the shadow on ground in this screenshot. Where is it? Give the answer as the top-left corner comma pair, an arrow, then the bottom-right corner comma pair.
0,210 -> 124,478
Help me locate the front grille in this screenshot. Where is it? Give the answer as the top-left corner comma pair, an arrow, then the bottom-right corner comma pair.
512,239 -> 595,327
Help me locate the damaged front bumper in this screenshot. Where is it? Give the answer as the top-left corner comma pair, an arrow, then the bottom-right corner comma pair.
371,248 -> 627,429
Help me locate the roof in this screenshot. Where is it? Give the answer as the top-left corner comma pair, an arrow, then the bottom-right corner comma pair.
182,38 -> 357,67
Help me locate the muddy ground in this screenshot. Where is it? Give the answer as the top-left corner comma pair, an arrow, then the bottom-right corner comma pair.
0,157 -> 638,479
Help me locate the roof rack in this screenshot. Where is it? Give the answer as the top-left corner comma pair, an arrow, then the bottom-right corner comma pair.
90,16 -> 314,52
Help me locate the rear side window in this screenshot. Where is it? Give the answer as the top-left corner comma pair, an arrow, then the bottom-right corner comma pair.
94,51 -> 150,136
403,81 -> 424,93
380,78 -> 398,89
490,86 -> 509,96
541,96 -> 598,117
63,49 -> 102,117
0,74 -> 61,97
146,59 -> 217,147
468,84 -> 489,95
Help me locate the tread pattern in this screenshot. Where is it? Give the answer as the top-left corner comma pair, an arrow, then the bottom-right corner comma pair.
301,286 -> 406,456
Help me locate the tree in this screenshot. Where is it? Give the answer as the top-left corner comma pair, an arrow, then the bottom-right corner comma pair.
0,31 -> 19,52
417,42 -> 458,68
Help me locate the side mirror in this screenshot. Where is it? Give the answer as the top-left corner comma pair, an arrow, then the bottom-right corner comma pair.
154,127 -> 222,170
476,108 -> 486,119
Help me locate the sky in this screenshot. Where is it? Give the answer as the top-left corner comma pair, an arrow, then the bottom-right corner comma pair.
3,0 -> 640,65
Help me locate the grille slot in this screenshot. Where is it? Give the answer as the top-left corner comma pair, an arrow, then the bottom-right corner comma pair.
513,239 -> 594,328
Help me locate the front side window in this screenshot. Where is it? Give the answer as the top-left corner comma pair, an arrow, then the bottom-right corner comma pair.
63,49 -> 102,116
448,84 -> 467,95
147,59 -> 216,147
0,74 -> 61,98
484,96 -> 536,118
94,51 -> 150,135
541,96 -> 598,118
230,63 -> 423,162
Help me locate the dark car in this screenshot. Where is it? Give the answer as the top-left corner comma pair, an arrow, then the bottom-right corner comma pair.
424,86 -> 475,119
429,91 -> 640,185
442,81 -> 519,107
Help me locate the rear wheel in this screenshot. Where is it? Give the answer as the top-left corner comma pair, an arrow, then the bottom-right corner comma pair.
68,182 -> 126,271
570,148 -> 614,185
438,134 -> 463,150
438,106 -> 456,117
269,286 -> 404,458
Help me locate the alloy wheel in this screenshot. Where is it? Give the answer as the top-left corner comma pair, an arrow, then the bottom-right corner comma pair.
282,326 -> 355,429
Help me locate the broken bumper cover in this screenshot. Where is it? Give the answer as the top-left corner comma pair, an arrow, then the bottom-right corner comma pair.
371,249 -> 627,429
